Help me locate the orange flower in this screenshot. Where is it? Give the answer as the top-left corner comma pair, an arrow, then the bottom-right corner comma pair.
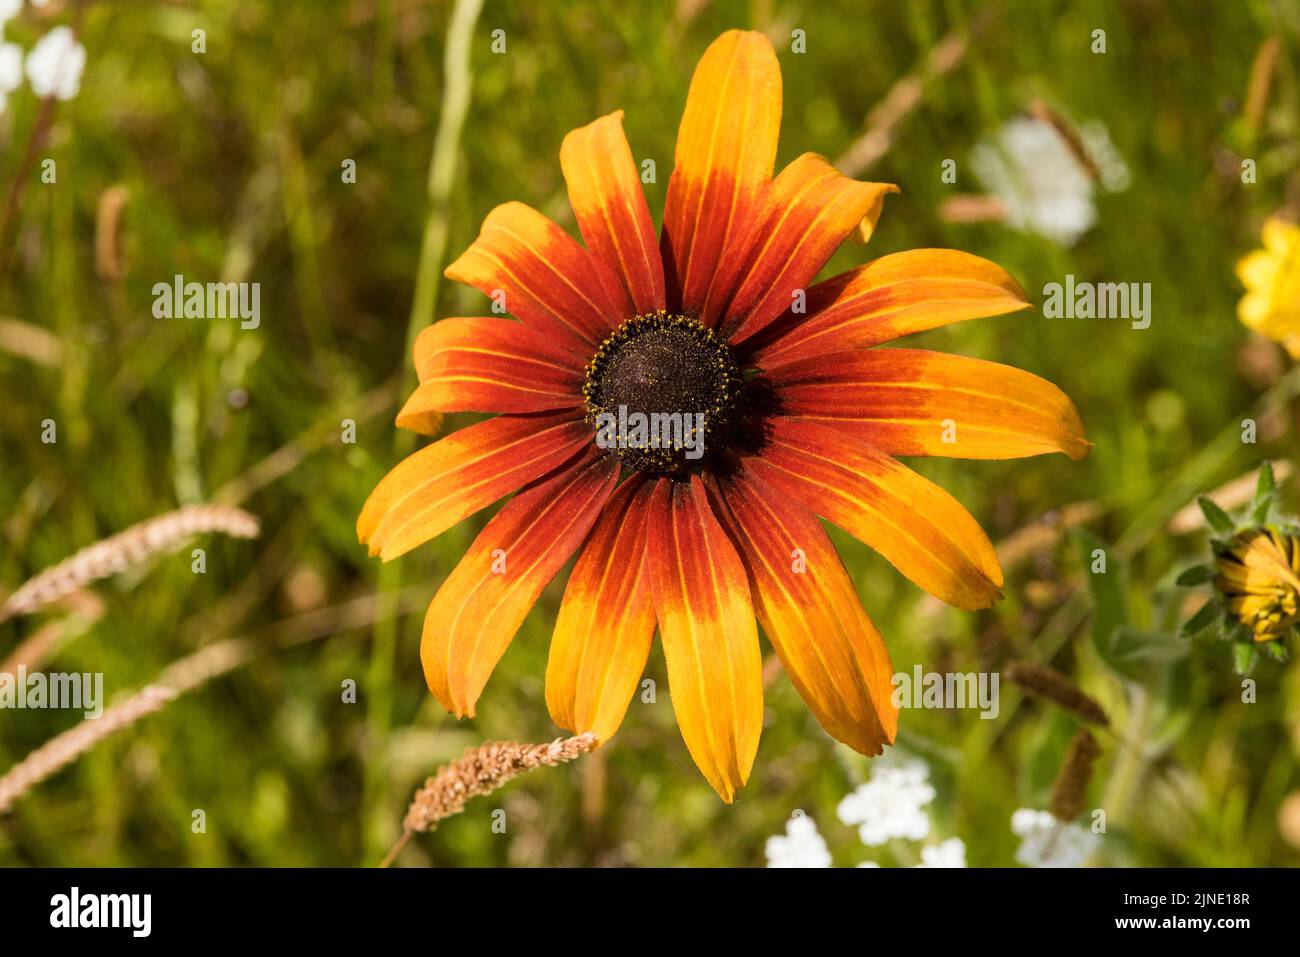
359,30 -> 1088,801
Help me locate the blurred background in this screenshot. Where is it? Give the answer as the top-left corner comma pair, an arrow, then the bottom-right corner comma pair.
1,0 -> 1299,867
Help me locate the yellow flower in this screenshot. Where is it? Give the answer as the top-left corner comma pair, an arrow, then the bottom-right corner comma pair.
1237,217 -> 1300,357
1214,528 -> 1300,641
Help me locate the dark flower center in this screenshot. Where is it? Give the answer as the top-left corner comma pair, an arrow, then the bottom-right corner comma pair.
583,312 -> 743,474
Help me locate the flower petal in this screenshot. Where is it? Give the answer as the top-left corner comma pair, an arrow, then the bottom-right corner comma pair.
398,318 -> 584,423
661,29 -> 781,327
395,409 -> 444,437
421,448 -> 619,717
707,470 -> 898,755
546,475 -> 656,743
1238,291 -> 1272,329
739,418 -> 1003,610
357,412 -> 592,561
647,475 -> 764,802
561,111 -> 665,315
723,153 -> 897,344
766,348 -> 1089,460
1263,216 -> 1300,256
748,249 -> 1032,367
445,201 -> 630,352
1236,249 -> 1279,291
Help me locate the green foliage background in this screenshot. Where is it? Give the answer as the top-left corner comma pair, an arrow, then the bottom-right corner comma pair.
2,0 -> 1299,867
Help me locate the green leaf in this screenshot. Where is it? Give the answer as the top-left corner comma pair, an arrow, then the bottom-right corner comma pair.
1252,501 -> 1273,526
1252,462 -> 1277,525
1181,597 -> 1221,636
1174,564 -> 1213,587
1257,460 -> 1276,496
1197,496 -> 1236,535
1233,642 -> 1259,675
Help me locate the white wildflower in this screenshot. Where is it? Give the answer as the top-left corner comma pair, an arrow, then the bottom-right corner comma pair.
0,42 -> 21,92
837,760 -> 935,846
765,811 -> 832,868
971,116 -> 1097,246
916,837 -> 967,868
1011,807 -> 1100,868
26,25 -> 85,101
0,0 -> 21,28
